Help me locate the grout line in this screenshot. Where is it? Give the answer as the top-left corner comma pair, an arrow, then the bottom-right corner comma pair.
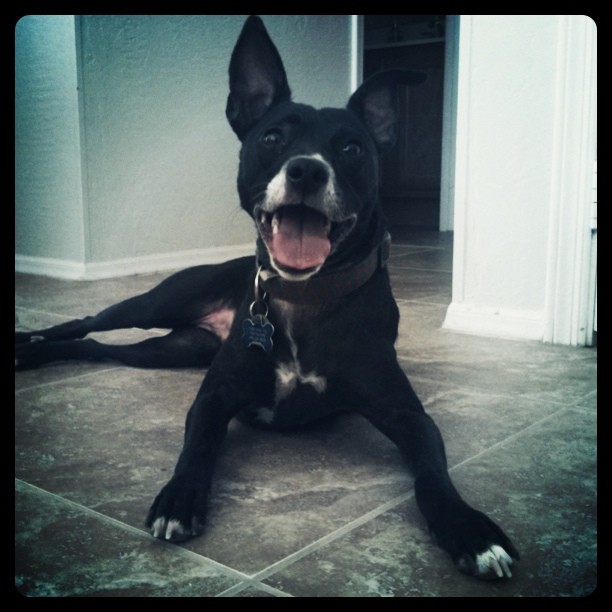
15,482 -> 297,598
389,264 -> 452,274
389,246 -> 439,255
15,306 -> 78,322
216,580 -> 294,598
249,490 -> 413,583
395,297 -> 448,307
571,389 -> 596,410
404,298 -> 451,306
446,402 -> 579,474
14,366 -> 125,394
395,295 -> 451,306
403,370 -> 592,410
15,478 -> 252,584
391,244 -> 452,252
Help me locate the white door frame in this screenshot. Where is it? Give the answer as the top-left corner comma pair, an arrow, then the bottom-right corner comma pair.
543,16 -> 597,345
439,15 -> 460,232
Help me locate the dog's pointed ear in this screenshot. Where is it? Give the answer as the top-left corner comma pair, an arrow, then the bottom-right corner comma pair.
226,16 -> 292,140
347,70 -> 426,151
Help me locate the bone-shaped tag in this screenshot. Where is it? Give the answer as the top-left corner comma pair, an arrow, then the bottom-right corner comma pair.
241,314 -> 274,351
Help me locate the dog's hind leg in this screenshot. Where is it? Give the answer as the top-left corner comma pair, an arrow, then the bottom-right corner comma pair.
15,326 -> 222,370
15,316 -> 111,345
15,288 -> 190,345
14,293 -> 176,367
15,257 -> 254,351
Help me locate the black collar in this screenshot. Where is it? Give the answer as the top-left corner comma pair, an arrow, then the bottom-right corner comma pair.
258,232 -> 391,304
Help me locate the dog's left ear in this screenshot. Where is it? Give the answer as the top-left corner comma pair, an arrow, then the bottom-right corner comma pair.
347,70 -> 426,151
226,16 -> 292,140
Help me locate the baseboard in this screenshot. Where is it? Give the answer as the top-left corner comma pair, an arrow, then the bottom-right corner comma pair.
14,256 -> 87,279
15,243 -> 255,280
442,302 -> 545,341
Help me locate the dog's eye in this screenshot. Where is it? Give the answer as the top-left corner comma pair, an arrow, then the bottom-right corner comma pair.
343,140 -> 362,156
261,129 -> 283,147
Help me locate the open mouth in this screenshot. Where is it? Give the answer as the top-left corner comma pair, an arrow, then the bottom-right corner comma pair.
256,204 -> 356,276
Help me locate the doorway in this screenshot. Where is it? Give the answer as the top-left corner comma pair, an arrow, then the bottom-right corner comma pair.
363,15 -> 447,231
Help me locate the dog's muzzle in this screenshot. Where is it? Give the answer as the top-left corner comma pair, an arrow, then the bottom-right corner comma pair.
255,156 -> 357,278
256,204 -> 356,278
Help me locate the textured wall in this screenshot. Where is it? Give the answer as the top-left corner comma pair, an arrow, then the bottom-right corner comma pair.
15,15 -> 85,263
15,15 -> 354,274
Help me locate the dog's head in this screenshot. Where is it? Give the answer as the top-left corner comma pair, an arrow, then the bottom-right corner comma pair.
226,16 -> 424,281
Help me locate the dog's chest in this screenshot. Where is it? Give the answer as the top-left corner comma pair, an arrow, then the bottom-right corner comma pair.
247,301 -> 329,427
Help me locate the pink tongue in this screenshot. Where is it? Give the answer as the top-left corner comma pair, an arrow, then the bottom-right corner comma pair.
271,207 -> 331,270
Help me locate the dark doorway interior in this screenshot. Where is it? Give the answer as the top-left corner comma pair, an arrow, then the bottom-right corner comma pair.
364,15 -> 446,230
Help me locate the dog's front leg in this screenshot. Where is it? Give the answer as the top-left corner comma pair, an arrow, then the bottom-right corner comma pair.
146,354 -> 265,542
349,359 -> 519,579
146,384 -> 232,542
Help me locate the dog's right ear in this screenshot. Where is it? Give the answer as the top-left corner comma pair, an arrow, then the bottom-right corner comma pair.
347,70 -> 426,152
226,16 -> 292,140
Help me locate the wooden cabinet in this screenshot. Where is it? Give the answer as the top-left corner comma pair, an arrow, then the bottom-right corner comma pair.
364,41 -> 445,227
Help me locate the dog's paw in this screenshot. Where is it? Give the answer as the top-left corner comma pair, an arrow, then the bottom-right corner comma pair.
15,338 -> 47,370
431,504 -> 519,580
15,331 -> 36,344
149,516 -> 202,542
457,543 -> 516,579
145,477 -> 208,543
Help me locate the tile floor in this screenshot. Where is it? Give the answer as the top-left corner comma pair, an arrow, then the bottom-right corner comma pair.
15,230 -> 597,597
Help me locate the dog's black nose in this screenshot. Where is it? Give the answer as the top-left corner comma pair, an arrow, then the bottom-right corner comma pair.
286,157 -> 329,194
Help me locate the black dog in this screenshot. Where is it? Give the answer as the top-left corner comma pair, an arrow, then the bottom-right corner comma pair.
15,16 -> 518,579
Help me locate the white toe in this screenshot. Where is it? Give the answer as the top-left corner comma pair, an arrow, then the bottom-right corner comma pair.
476,544 -> 514,578
152,517 -> 166,538
165,518 -> 188,540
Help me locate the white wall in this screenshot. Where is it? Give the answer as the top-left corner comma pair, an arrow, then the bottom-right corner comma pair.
15,16 -> 86,267
15,15 -> 354,279
444,15 -> 597,344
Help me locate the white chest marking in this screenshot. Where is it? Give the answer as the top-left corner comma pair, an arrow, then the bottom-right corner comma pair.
275,361 -> 327,402
252,360 -> 326,426
274,319 -> 327,403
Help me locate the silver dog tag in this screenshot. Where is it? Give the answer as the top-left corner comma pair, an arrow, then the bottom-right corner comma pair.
241,266 -> 274,351
241,313 -> 275,351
